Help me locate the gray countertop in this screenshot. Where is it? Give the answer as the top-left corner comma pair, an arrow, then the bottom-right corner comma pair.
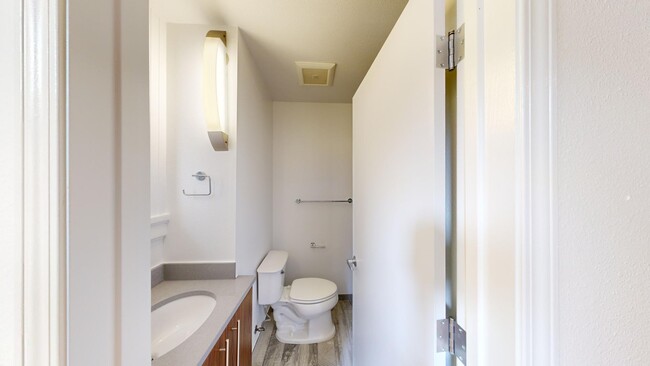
151,276 -> 256,366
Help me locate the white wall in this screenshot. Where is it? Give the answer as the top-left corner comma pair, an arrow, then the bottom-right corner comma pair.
272,102 -> 353,294
234,33 -> 274,344
234,34 -> 273,277
68,0 -> 150,364
164,24 -> 239,263
556,1 -> 650,364
149,17 -> 274,347
68,1 -> 118,360
118,0 -> 151,362
150,13 -> 169,268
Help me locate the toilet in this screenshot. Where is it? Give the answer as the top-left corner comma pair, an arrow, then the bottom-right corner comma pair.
257,250 -> 338,344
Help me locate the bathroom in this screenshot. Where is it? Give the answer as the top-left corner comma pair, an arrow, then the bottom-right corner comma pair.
8,0 -> 650,364
148,0 -> 406,364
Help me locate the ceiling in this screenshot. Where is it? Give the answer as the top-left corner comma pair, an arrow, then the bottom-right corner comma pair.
151,0 -> 409,103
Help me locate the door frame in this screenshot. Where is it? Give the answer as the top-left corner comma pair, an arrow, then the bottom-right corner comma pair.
18,0 -> 67,364
455,0 -> 558,364
514,0 -> 558,365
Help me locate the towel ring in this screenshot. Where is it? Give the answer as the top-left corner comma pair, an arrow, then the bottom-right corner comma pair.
182,171 -> 212,196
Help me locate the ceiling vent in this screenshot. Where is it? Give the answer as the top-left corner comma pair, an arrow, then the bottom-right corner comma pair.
295,62 -> 336,86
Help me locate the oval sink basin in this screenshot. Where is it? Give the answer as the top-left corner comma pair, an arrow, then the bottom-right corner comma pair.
151,294 -> 216,359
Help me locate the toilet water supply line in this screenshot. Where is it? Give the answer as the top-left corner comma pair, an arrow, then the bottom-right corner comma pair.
255,305 -> 305,333
255,305 -> 273,333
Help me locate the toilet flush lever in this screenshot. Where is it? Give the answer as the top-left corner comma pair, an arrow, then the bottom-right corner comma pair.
347,256 -> 357,271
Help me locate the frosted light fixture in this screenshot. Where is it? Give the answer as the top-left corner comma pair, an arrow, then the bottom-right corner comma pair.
203,31 -> 229,151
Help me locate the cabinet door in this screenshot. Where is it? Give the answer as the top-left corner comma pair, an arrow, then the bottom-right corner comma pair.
203,331 -> 228,366
238,289 -> 253,366
228,316 -> 239,366
202,288 -> 253,366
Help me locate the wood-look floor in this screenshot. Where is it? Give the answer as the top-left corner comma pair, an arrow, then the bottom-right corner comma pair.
252,300 -> 352,366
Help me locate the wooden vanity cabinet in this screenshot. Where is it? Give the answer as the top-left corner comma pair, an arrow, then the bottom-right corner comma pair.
203,331 -> 228,366
203,288 -> 253,366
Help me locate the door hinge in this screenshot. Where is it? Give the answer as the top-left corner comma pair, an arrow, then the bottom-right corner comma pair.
437,317 -> 467,364
436,24 -> 465,71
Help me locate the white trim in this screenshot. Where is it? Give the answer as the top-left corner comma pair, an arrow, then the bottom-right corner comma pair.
151,213 -> 170,225
0,0 -> 26,362
22,0 -> 66,364
150,214 -> 170,240
515,0 -> 558,364
149,13 -> 169,222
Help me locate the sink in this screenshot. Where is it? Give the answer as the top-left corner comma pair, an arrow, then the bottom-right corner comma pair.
151,293 -> 216,359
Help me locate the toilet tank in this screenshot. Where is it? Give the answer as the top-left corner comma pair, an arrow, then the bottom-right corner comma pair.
257,250 -> 289,305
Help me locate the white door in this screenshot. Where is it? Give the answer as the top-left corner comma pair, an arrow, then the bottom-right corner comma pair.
352,0 -> 447,364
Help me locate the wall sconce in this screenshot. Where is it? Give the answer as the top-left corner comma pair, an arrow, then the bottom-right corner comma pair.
203,30 -> 229,151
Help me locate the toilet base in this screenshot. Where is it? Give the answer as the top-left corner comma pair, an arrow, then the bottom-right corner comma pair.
269,285 -> 338,344
274,310 -> 336,344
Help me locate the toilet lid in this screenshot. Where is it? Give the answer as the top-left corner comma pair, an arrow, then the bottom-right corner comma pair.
290,278 -> 337,304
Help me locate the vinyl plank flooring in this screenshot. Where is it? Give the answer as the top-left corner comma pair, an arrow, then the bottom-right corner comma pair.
335,301 -> 352,366
261,325 -> 285,366
280,344 -> 299,365
302,344 -> 319,366
252,301 -> 352,366
253,320 -> 274,366
316,339 -> 337,366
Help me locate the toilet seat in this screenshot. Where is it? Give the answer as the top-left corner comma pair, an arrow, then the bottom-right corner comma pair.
290,278 -> 337,304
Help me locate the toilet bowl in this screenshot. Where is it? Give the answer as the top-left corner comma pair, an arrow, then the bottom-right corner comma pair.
257,251 -> 338,344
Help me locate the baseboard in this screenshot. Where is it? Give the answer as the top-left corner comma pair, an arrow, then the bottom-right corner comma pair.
151,264 -> 164,287
338,294 -> 352,303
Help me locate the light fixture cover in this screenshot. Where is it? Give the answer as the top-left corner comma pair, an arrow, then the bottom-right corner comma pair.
207,131 -> 228,151
203,31 -> 229,151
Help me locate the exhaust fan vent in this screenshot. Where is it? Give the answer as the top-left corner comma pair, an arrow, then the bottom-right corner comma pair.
296,62 -> 336,86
